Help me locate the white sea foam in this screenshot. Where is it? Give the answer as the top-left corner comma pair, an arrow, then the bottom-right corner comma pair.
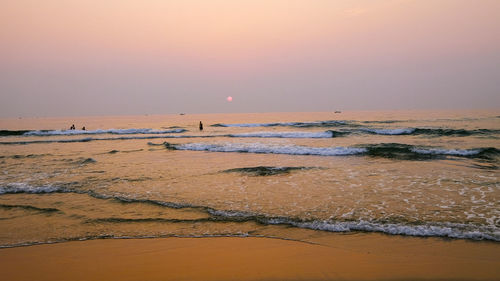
174,142 -> 367,156
1,184 -> 496,241
170,142 -> 492,158
0,135 -> 201,145
288,220 -> 498,241
23,128 -> 186,136
229,131 -> 335,138
360,128 -> 416,135
202,209 -> 499,241
0,183 -> 63,194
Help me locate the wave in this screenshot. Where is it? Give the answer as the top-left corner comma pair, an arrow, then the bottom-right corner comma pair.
165,142 -> 498,160
22,128 -> 187,136
0,153 -> 52,159
0,233 -> 312,249
271,219 -> 498,241
0,183 -> 194,210
0,134 -> 216,145
1,184 -> 497,241
361,116 -> 498,124
0,203 -> 61,214
222,166 -> 315,176
170,142 -> 367,156
213,123 -> 499,137
0,184 -> 196,212
364,143 -> 498,160
162,126 -> 185,129
413,128 -> 500,136
211,117 -> 500,129
0,130 -> 345,145
361,128 -> 416,135
360,120 -> 405,124
211,123 -> 281,127
79,193 -> 500,241
1,127 -> 497,146
228,130 -> 345,138
76,158 -> 97,165
1,128 -> 187,137
211,120 -> 350,128
0,183 -> 65,194
360,128 -> 500,136
2,133 -> 496,161
0,130 -> 31,136
208,209 -> 498,241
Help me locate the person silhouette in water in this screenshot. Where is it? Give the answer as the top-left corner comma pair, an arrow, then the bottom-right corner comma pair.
199,121 -> 203,131
70,124 -> 75,130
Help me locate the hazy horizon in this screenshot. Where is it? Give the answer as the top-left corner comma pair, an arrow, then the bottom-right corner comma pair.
1,0 -> 499,118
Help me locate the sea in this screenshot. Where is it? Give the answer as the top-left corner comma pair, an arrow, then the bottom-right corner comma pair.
0,110 -> 499,247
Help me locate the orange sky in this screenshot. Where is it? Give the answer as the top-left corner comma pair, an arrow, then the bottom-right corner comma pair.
1,0 -> 499,116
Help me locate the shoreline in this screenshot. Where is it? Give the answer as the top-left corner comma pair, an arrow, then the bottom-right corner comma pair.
1,234 -> 499,281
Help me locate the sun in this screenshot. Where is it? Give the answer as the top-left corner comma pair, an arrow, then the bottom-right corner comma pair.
227,96 -> 233,102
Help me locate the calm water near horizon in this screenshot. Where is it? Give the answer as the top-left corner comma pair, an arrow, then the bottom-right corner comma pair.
0,110 -> 499,247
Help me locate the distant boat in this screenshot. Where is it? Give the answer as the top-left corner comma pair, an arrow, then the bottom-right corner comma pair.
179,113 -> 185,115
334,110 -> 342,113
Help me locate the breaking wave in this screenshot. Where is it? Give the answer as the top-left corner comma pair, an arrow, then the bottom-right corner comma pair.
0,183 -> 65,194
211,120 -> 349,128
360,128 -> 500,136
413,128 -> 500,136
170,142 -> 366,156
364,143 -> 498,160
165,142 -> 498,160
0,184 -> 497,241
0,134 -> 214,145
361,128 -> 417,135
268,218 -> 499,241
207,209 -> 499,241
1,127 -> 497,146
22,128 -> 187,136
229,130 -> 345,138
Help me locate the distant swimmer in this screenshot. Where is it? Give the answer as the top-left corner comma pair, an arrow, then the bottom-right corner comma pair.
199,121 -> 203,131
70,124 -> 75,130
82,126 -> 86,130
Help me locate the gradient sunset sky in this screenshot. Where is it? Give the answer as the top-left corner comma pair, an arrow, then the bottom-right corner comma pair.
1,0 -> 499,117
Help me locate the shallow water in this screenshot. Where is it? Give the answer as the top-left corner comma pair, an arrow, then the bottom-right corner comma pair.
0,110 -> 499,247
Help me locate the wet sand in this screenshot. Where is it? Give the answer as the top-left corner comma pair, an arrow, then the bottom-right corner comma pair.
1,234 -> 499,281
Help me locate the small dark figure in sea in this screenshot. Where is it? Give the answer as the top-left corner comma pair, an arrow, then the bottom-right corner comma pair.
81,126 -> 86,131
70,124 -> 75,130
199,121 -> 203,131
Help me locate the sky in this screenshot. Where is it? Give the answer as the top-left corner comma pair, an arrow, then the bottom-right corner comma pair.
1,0 -> 499,117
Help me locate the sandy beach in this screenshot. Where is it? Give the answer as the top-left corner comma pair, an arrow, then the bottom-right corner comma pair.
1,233 -> 499,281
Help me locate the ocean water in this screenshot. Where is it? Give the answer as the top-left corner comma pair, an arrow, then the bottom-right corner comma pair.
0,111 -> 499,247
